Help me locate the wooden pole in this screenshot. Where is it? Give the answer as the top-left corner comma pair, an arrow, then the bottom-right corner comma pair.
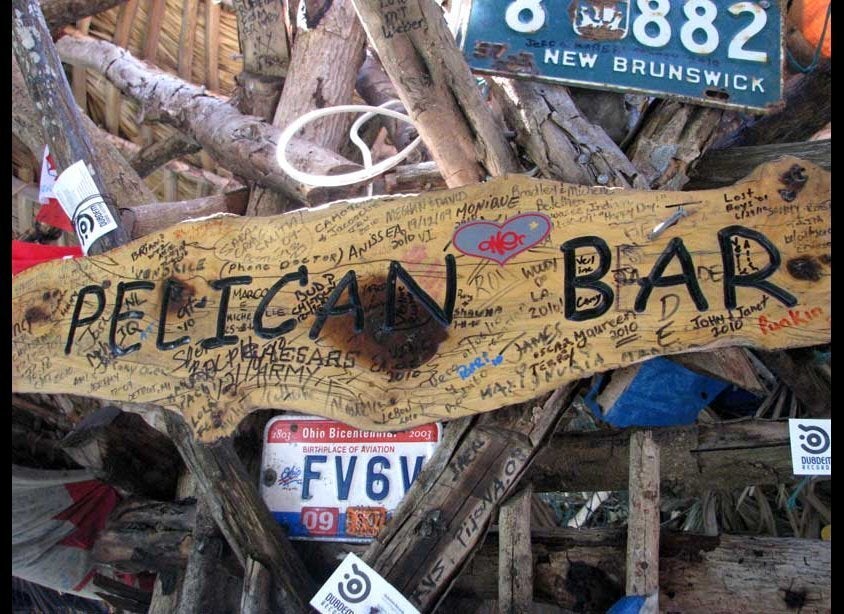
12,0 -> 131,254
625,430 -> 660,612
498,485 -> 533,614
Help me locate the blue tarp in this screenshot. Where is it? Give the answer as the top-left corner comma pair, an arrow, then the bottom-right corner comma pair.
584,357 -> 730,427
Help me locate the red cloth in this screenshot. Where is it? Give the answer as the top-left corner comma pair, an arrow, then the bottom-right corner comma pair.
12,240 -> 82,276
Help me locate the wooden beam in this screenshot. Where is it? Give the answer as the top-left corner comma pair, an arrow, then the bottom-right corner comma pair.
70,16 -> 91,108
350,0 -> 520,186
178,0 -> 200,81
142,0 -> 166,62
161,410 -> 318,612
362,385 -> 577,612
105,0 -> 139,135
39,0 -> 127,30
527,420 -> 794,495
498,485 -> 533,614
205,0 -> 221,92
625,431 -> 660,611
12,0 -> 132,254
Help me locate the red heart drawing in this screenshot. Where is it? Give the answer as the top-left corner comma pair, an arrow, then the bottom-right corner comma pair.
452,213 -> 552,264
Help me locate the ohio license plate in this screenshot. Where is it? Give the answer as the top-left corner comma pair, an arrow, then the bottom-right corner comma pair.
458,0 -> 784,112
260,415 -> 441,542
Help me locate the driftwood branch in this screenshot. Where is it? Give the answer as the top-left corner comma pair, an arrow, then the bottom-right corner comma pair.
489,78 -> 648,189
351,0 -> 519,186
55,30 -> 366,204
131,133 -> 202,178
245,0 -> 367,215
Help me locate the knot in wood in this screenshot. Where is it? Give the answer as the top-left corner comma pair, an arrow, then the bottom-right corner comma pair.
415,509 -> 447,538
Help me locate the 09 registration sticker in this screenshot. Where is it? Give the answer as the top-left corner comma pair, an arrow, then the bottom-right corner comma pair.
260,415 -> 441,541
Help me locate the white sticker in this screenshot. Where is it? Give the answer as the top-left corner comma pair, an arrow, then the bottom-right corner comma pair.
38,145 -> 58,204
310,553 -> 420,614
789,419 -> 831,476
52,160 -> 118,255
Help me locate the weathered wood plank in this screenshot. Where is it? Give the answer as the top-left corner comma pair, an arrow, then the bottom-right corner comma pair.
686,140 -> 831,190
12,159 -> 831,439
527,419 -> 794,494
452,529 -> 831,613
498,485 -> 533,614
363,385 -> 576,611
625,431 -> 659,611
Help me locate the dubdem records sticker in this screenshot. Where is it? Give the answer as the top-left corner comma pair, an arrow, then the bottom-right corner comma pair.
310,553 -> 419,614
789,419 -> 831,476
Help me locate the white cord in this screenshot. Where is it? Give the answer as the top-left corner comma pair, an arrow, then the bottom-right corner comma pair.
275,103 -> 422,188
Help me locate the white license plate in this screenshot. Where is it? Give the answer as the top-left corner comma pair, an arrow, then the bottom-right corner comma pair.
260,415 -> 441,541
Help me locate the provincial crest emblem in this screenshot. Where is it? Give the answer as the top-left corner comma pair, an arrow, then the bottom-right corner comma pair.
571,0 -> 630,40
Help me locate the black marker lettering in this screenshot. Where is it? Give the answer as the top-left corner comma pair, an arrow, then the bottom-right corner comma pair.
309,271 -> 364,340
561,236 -> 613,321
65,284 -> 106,354
109,281 -> 155,356
718,226 -> 797,309
201,276 -> 252,350
157,278 -> 191,351
254,266 -> 308,340
635,237 -> 708,313
384,254 -> 456,330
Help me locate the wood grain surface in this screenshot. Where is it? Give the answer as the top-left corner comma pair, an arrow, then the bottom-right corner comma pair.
12,157 -> 830,441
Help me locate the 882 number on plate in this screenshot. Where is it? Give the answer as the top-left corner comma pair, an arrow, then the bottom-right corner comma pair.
504,0 -> 773,63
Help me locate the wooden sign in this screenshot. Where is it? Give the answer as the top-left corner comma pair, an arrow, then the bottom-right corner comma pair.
12,157 -> 830,441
